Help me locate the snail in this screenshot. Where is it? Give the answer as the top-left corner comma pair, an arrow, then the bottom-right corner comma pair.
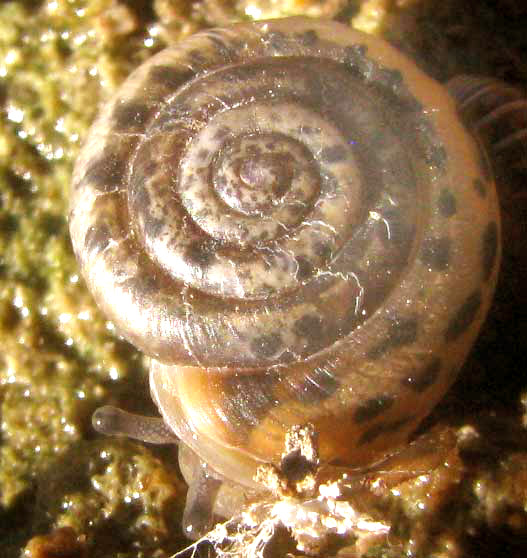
69,17 -> 523,538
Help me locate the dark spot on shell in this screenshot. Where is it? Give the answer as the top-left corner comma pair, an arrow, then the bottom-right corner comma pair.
357,424 -> 384,446
220,372 -> 279,436
445,290 -> 482,342
250,333 -> 283,359
402,358 -> 441,393
420,237 -> 451,271
296,29 -> 318,46
85,223 -> 111,254
343,44 -> 368,72
426,145 -> 447,170
124,266 -> 163,296
358,415 -> 415,446
320,145 -> 347,163
266,31 -> 289,51
82,154 -> 125,192
473,178 -> 487,197
143,214 -> 165,238
289,367 -> 339,405
387,415 -> 415,432
314,241 -> 332,262
438,189 -> 457,217
482,221 -> 498,281
296,256 -> 314,281
112,100 -> 151,132
185,240 -> 216,268
147,65 -> 194,91
354,395 -> 394,424
189,49 -> 207,65
367,315 -> 418,360
378,68 -> 404,90
137,273 -> 162,294
293,314 -> 324,348
366,340 -> 388,363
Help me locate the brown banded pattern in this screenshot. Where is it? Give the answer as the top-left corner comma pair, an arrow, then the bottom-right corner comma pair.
71,18 -> 501,490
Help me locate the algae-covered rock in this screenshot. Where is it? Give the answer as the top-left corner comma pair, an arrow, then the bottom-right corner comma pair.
0,1 -> 186,555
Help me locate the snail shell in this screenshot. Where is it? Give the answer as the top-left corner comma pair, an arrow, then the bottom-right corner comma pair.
70,18 -> 501,496
447,75 -> 527,170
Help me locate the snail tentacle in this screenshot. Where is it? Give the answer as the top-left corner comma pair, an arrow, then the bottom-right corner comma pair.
92,405 -> 179,445
181,466 -> 222,539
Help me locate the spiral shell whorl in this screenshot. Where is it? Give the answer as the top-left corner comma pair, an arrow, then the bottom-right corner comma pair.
447,75 -> 527,169
70,18 -> 500,484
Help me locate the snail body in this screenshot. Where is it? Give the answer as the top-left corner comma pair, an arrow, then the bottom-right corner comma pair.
70,17 -> 507,536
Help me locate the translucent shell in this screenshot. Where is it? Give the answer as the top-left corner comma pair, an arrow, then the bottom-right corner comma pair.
70,18 -> 501,488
